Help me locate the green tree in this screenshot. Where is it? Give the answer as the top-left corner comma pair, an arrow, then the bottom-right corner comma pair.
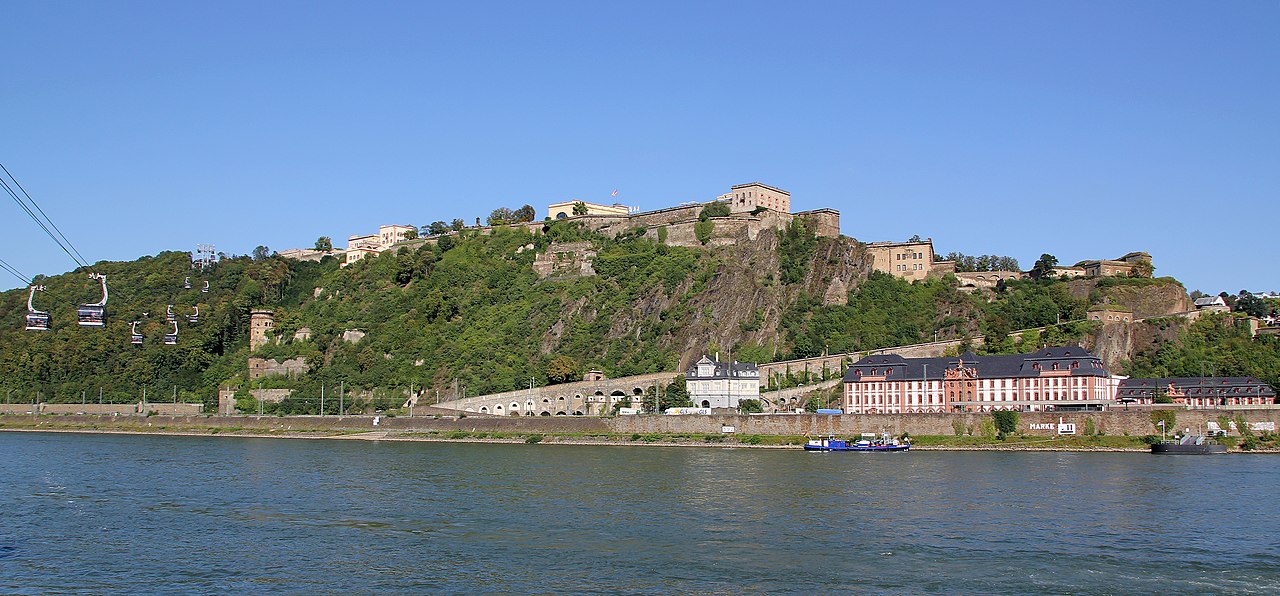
487,208 -> 516,226
426,221 -> 449,236
450,218 -> 466,231
403,229 -> 419,240
660,375 -> 693,410
546,356 -> 577,384
252,246 -> 271,261
1129,259 -> 1154,278
991,410 -> 1019,439
1151,410 -> 1177,433
1029,254 -> 1059,279
572,201 -> 588,216
694,220 -> 714,244
513,204 -> 536,223
737,399 -> 763,414
699,201 -> 731,220
314,237 -> 333,252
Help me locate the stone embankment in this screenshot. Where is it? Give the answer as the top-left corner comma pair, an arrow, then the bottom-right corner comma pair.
5,408 -> 1277,445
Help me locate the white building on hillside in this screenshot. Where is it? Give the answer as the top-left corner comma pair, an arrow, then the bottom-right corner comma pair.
344,224 -> 416,266
686,355 -> 760,409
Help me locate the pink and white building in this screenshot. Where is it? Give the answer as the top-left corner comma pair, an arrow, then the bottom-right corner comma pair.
842,347 -> 1122,413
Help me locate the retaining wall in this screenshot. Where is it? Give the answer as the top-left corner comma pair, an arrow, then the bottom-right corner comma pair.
7,409 -> 1276,439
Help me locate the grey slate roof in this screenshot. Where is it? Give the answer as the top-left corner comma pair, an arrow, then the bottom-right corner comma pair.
842,346 -> 1108,382
1117,377 -> 1276,400
687,355 -> 759,379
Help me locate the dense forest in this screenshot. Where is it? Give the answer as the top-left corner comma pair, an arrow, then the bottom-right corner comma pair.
2,219 -> 1276,412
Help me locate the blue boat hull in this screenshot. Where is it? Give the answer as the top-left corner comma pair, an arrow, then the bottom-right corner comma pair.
803,443 -> 910,452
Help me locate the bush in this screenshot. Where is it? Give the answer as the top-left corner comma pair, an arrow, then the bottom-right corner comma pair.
694,220 -> 714,244
1235,414 -> 1253,437
524,434 -> 543,444
991,410 -> 1019,439
698,202 -> 730,220
1150,410 -> 1177,433
952,419 -> 965,436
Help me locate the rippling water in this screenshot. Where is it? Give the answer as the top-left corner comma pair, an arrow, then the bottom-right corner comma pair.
2,432 -> 1278,594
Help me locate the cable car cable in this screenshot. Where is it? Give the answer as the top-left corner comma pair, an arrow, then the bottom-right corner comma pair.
0,175 -> 88,269
0,163 -> 90,267
0,256 -> 32,285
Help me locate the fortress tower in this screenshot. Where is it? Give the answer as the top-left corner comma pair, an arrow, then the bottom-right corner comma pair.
249,309 -> 275,351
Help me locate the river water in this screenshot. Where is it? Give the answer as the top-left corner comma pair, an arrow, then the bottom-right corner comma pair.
1,432 -> 1278,594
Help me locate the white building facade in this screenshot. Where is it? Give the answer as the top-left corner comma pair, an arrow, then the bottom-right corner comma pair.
686,355 -> 760,409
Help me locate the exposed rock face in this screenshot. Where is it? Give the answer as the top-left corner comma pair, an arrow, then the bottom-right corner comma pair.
822,277 -> 849,306
546,222 -> 874,370
342,329 -> 366,343
1067,279 -> 1192,318
1084,316 -> 1189,373
532,242 -> 597,278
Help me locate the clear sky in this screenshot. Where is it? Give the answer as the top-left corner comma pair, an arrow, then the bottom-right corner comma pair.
2,1 -> 1276,294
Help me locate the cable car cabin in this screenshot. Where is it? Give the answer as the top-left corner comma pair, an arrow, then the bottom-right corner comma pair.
25,285 -> 50,331
25,311 -> 51,331
184,277 -> 191,289
166,305 -> 175,323
201,281 -> 209,293
131,332 -> 143,345
78,274 -> 108,328
187,307 -> 199,324
77,305 -> 106,327
163,333 -> 178,345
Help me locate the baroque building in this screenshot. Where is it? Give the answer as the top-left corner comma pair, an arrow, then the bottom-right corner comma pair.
842,347 -> 1118,414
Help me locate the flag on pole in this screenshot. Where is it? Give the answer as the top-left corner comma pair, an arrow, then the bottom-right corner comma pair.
1157,420 -> 1165,426
611,189 -> 618,197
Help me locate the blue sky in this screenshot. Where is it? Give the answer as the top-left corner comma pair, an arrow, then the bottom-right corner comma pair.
2,1 -> 1276,294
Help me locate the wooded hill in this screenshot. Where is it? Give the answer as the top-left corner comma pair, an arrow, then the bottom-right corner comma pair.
2,218 -> 1276,411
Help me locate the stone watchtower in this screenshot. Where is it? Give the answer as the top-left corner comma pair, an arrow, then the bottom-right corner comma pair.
249,309 -> 275,351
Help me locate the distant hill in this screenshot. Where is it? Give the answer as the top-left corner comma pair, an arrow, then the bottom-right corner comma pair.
2,217 -> 1274,411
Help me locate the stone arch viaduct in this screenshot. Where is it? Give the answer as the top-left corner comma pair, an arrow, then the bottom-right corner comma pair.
434,372 -> 674,417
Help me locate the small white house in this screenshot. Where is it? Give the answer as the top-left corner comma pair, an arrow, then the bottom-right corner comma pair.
686,355 -> 759,409
1194,296 -> 1229,312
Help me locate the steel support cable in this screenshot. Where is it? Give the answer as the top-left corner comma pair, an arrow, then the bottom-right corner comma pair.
0,256 -> 31,285
0,174 -> 89,269
0,163 -> 90,267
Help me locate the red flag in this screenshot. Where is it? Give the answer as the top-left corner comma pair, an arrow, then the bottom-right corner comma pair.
611,189 -> 618,197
